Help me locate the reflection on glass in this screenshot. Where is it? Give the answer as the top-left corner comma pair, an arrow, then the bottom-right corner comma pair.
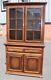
17,30 -> 22,40
17,8 -> 23,18
10,30 -> 15,40
27,8 -> 41,19
27,19 -> 41,30
10,8 -> 15,18
26,31 -> 33,40
27,20 -> 33,29
10,19 -> 15,29
17,19 -> 23,29
32,20 -> 41,30
34,31 -> 40,40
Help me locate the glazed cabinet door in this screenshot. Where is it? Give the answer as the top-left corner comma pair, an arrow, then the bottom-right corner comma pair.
8,6 -> 24,41
25,6 -> 44,42
6,52 -> 23,72
24,53 -> 42,74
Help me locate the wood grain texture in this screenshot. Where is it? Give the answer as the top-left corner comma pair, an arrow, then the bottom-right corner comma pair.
5,2 -> 46,76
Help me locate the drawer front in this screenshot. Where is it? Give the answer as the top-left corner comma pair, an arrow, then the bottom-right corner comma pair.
6,46 -> 43,53
7,46 -> 23,52
25,48 -> 42,53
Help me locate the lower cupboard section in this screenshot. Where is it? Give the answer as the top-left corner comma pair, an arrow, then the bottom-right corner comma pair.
6,51 -> 43,76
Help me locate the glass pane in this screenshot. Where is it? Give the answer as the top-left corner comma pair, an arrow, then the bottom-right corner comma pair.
33,20 -> 41,30
27,20 -> 33,29
17,30 -> 22,40
27,8 -> 41,19
10,19 -> 15,29
27,19 -> 41,30
9,8 -> 15,18
17,19 -> 23,29
34,31 -> 40,40
26,31 -> 33,40
17,8 -> 23,18
10,30 -> 15,40
34,13 -> 41,19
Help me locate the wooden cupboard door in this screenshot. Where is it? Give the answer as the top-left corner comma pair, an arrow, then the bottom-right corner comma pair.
24,53 -> 42,74
8,6 -> 24,41
7,52 -> 23,72
25,6 -> 44,42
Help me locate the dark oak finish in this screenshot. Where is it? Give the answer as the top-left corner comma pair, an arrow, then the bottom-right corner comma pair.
5,2 -> 46,77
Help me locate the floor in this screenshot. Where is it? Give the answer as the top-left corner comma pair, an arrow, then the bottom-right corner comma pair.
0,36 -> 51,80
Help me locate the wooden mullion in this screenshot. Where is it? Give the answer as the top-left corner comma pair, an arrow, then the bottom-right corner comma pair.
25,6 -> 27,41
23,6 -> 25,41
15,8 -> 17,40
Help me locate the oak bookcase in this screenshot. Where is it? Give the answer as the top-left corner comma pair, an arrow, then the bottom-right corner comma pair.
5,2 -> 46,77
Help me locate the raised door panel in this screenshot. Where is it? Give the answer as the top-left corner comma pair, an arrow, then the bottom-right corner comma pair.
24,53 -> 42,74
6,52 -> 23,72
